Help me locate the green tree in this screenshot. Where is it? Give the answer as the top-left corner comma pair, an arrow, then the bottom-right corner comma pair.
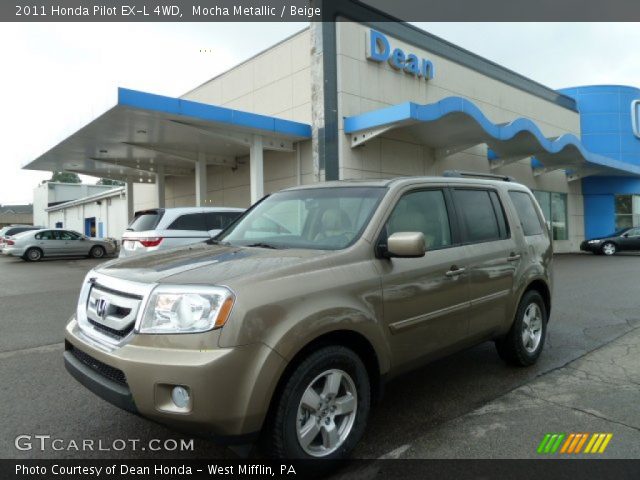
96,178 -> 125,186
48,171 -> 81,183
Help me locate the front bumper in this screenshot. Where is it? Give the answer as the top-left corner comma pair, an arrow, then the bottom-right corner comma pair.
580,241 -> 602,252
64,318 -> 286,438
64,345 -> 137,413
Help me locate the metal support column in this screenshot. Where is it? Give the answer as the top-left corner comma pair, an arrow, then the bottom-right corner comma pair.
195,154 -> 207,206
126,182 -> 134,222
156,164 -> 165,208
250,134 -> 264,204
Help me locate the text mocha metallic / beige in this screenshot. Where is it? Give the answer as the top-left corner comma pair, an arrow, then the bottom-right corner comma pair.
64,175 -> 553,459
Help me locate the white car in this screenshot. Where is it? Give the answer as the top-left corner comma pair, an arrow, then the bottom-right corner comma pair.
119,207 -> 245,258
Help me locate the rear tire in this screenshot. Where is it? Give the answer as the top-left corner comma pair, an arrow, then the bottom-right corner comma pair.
265,345 -> 370,460
24,248 -> 43,262
496,290 -> 547,366
89,246 -> 105,259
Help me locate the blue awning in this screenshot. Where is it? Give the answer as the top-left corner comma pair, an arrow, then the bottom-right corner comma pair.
23,88 -> 311,183
344,97 -> 640,179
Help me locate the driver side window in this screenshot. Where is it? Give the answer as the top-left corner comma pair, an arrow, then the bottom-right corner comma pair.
59,231 -> 79,240
386,190 -> 452,250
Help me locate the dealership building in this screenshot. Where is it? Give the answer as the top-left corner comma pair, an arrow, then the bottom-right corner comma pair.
24,8 -> 640,251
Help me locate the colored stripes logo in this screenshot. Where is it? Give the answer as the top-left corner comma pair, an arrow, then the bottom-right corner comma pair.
537,433 -> 613,454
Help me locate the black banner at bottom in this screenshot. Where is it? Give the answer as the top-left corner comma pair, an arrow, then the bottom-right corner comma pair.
3,459 -> 640,480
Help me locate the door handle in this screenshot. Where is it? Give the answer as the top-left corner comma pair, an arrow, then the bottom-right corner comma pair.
445,266 -> 466,277
507,253 -> 521,261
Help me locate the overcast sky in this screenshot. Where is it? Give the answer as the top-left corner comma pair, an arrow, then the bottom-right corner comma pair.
1,22 -> 638,205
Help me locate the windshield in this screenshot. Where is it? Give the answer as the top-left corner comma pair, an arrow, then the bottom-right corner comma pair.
605,228 -> 630,237
218,187 -> 387,250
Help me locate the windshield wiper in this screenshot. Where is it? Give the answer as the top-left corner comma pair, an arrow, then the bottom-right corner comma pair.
246,242 -> 280,249
206,238 -> 231,246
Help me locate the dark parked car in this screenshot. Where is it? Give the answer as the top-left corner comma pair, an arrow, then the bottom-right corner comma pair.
580,227 -> 640,255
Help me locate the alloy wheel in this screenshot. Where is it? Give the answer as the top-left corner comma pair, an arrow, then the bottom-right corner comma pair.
602,243 -> 616,256
296,368 -> 358,457
522,303 -> 543,353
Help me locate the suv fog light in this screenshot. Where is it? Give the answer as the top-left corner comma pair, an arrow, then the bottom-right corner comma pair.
171,386 -> 190,408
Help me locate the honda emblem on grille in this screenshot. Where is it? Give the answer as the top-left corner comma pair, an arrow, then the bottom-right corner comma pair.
95,298 -> 110,319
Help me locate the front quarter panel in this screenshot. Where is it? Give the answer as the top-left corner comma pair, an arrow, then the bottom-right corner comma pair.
218,247 -> 391,374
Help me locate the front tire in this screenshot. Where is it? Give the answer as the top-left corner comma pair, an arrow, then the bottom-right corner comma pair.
601,242 -> 616,256
496,290 -> 547,366
266,345 -> 370,459
89,246 -> 105,259
24,248 -> 43,262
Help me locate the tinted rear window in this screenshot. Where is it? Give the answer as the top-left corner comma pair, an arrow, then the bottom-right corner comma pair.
6,227 -> 35,236
127,210 -> 164,232
205,211 -> 243,230
453,189 -> 505,243
168,213 -> 207,231
508,191 -> 544,236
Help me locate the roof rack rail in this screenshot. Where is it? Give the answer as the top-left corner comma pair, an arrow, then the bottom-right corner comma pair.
442,170 -> 516,182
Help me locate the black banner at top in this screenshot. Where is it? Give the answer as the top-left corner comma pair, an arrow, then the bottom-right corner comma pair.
2,0 -> 640,22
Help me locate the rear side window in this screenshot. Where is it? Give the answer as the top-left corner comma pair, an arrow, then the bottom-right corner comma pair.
127,210 -> 164,232
35,231 -> 56,240
205,211 -> 242,230
453,189 -> 506,243
168,213 -> 207,231
508,191 -> 544,236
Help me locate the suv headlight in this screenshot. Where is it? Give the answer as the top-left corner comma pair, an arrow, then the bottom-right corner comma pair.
138,285 -> 235,334
587,239 -> 602,244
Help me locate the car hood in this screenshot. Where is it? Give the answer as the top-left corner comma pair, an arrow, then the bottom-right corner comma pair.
587,235 -> 616,242
95,242 -> 332,286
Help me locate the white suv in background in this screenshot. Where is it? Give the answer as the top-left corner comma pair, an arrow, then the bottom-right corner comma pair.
119,207 -> 245,258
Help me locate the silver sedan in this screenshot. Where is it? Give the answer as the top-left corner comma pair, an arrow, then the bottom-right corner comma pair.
1,228 -> 116,261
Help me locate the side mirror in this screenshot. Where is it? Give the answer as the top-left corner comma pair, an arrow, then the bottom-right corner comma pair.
622,233 -> 629,238
387,232 -> 426,258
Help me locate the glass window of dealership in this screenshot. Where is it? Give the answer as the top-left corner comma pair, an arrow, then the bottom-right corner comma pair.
24,12 -> 640,252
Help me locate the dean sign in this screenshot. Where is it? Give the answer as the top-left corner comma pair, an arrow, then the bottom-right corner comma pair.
366,29 -> 435,81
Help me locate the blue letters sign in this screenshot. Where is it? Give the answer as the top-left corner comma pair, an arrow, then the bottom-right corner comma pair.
366,29 -> 435,80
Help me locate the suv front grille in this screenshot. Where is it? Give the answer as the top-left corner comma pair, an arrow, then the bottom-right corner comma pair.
68,345 -> 127,386
88,318 -> 135,340
85,283 -> 142,341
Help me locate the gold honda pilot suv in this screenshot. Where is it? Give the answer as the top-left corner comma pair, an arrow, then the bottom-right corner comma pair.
64,174 -> 552,459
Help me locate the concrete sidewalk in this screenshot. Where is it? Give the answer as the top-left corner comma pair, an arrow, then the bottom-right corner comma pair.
400,325 -> 640,459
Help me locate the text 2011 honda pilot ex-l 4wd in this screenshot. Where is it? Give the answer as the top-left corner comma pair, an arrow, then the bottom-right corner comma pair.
64,174 -> 552,459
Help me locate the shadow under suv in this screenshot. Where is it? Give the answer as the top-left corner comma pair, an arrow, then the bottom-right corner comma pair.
64,175 -> 553,459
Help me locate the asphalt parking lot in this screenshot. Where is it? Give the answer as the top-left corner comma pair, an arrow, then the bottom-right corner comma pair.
1,253 -> 639,460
